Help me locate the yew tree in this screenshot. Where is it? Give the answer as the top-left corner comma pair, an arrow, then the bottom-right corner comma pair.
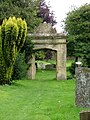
0,17 -> 27,84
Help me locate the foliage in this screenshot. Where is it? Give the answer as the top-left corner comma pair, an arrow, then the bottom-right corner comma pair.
38,0 -> 57,26
21,35 -> 34,63
68,62 -> 75,78
44,49 -> 53,61
12,53 -> 28,80
64,4 -> 90,67
35,50 -> 45,60
0,0 -> 42,32
35,49 -> 53,61
0,16 -> 27,84
12,35 -> 33,80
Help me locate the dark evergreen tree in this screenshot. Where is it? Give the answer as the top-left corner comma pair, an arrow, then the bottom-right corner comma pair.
0,16 -> 27,84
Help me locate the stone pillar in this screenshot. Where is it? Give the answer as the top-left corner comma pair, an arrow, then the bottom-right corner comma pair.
75,67 -> 90,107
27,54 -> 36,79
80,111 -> 90,120
56,44 -> 66,80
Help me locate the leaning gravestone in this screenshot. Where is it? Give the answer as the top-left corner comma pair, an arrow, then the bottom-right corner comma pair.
75,66 -> 90,107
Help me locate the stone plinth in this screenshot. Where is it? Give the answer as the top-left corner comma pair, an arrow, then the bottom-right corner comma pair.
75,67 -> 90,107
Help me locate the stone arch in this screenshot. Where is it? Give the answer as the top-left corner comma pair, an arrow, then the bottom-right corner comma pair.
27,23 -> 67,80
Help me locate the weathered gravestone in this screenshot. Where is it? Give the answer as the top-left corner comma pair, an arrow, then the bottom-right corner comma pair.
39,62 -> 45,69
75,66 -> 90,107
80,111 -> 90,120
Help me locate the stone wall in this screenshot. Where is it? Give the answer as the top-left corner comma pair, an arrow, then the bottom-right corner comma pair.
75,67 -> 90,108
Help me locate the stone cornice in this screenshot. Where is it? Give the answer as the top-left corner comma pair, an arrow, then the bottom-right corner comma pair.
28,33 -> 67,40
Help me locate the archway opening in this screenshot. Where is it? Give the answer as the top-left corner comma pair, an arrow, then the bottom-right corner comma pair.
34,48 -> 57,81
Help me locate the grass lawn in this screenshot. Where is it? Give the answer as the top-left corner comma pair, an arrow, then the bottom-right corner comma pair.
0,60 -> 89,120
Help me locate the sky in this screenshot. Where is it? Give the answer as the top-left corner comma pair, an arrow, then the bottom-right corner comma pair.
45,0 -> 90,33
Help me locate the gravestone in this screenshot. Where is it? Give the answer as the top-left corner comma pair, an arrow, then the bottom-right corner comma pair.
45,64 -> 54,70
39,62 -> 45,69
75,67 -> 90,107
80,111 -> 90,120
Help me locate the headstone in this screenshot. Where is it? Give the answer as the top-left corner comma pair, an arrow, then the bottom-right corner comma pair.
80,111 -> 90,120
39,62 -> 45,69
45,64 -> 54,70
75,67 -> 90,107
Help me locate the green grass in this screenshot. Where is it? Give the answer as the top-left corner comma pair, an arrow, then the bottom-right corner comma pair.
36,59 -> 74,79
0,60 -> 89,120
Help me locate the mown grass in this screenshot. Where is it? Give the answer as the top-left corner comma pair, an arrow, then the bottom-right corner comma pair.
0,60 -> 89,120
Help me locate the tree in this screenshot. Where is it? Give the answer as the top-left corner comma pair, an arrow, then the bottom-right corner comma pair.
38,0 -> 57,26
0,16 -> 27,84
0,0 -> 42,32
0,0 -> 43,80
64,4 -> 90,67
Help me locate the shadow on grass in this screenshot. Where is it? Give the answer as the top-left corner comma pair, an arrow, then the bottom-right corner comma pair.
11,80 -> 28,88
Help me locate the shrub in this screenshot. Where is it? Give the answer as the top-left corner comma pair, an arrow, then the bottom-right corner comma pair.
69,62 -> 75,78
12,53 -> 28,80
0,16 -> 27,84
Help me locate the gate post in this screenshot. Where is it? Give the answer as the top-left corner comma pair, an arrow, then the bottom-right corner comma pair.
56,44 -> 66,80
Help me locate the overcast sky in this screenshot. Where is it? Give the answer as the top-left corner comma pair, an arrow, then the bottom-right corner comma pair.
45,0 -> 90,33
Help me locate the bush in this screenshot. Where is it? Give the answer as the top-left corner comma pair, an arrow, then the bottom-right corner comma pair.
0,16 -> 27,84
68,62 -> 75,78
12,53 -> 28,80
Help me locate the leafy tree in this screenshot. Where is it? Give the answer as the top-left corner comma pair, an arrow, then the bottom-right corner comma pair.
0,0 -> 43,80
0,16 -> 27,84
21,35 -> 34,63
64,4 -> 90,67
38,0 -> 57,26
0,0 -> 42,32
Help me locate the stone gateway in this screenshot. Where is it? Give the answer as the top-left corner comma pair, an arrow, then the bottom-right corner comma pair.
27,23 -> 67,80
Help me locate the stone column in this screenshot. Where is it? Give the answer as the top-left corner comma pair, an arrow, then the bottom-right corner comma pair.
56,44 -> 66,80
27,54 -> 36,79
